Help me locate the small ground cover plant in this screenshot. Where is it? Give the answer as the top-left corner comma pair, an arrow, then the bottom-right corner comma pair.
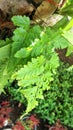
0,101 -> 12,128
0,101 -> 40,130
34,62 -> 73,127
45,120 -> 67,130
12,114 -> 40,130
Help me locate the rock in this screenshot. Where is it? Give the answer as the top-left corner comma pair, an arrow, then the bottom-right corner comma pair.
0,0 -> 34,24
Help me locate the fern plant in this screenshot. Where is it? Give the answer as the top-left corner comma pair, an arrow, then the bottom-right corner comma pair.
0,15 -> 73,116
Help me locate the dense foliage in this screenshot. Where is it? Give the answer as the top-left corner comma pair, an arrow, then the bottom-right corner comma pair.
0,15 -> 73,115
34,62 -> 73,127
0,0 -> 73,127
0,101 -> 39,130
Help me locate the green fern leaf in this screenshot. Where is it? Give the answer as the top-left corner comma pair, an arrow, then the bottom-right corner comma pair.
11,15 -> 30,29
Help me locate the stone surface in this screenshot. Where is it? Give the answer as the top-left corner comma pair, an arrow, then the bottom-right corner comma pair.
0,0 -> 34,24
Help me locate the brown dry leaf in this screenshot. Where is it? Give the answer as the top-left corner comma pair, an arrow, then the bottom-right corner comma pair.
42,14 -> 63,26
33,0 -> 60,21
